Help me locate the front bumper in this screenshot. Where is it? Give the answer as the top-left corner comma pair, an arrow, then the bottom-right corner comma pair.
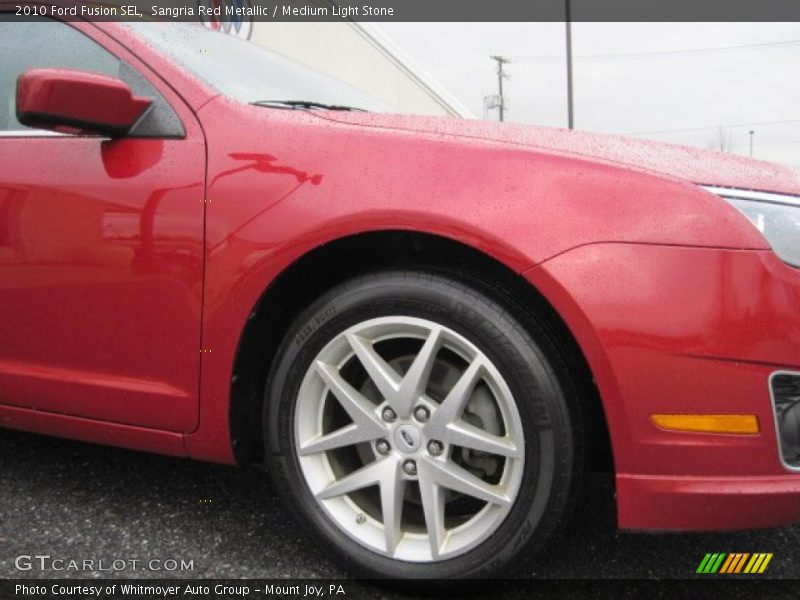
525,244 -> 800,530
617,472 -> 800,530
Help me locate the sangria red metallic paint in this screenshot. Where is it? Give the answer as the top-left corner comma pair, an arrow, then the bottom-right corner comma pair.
1,17 -> 800,542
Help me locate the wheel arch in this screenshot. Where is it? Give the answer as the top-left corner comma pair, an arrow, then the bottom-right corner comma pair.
228,230 -> 614,479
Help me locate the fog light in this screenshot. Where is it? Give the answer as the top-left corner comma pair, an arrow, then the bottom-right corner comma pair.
770,372 -> 800,468
650,414 -> 759,435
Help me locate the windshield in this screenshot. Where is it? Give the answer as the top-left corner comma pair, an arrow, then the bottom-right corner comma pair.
123,23 -> 387,112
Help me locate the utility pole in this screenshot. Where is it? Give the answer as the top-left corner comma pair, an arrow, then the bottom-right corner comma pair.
565,0 -> 574,129
749,130 -> 755,157
490,55 -> 510,122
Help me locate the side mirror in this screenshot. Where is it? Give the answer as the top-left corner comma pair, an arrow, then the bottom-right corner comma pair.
16,68 -> 152,137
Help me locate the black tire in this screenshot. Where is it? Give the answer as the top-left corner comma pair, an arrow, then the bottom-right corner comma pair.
265,270 -> 582,579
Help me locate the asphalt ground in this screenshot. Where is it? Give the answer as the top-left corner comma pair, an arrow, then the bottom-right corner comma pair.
1,427 -> 799,598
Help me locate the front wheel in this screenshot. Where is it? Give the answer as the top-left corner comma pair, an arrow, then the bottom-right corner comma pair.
265,271 -> 581,578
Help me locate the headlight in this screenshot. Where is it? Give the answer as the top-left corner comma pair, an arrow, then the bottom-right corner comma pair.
703,186 -> 800,268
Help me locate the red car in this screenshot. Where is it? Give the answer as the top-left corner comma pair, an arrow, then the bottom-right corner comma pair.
2,13 -> 800,579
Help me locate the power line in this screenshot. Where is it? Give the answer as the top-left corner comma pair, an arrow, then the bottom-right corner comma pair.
510,38 -> 800,63
751,140 -> 800,147
625,118 -> 800,136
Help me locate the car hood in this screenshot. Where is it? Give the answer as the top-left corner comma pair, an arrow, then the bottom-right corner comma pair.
316,112 -> 800,197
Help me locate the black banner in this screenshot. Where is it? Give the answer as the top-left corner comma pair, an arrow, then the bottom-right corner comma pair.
6,0 -> 800,22
1,579 -> 799,600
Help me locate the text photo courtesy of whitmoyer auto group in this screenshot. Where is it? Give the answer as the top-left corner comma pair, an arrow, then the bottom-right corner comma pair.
2,0 -> 800,598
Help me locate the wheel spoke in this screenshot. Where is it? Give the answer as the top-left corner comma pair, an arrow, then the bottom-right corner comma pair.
380,460 -> 406,555
299,423 -> 381,456
394,326 -> 443,416
427,357 -> 484,434
421,456 -> 511,507
314,361 -> 385,431
317,457 -> 391,500
417,463 -> 446,559
443,420 -> 522,459
346,332 -> 401,404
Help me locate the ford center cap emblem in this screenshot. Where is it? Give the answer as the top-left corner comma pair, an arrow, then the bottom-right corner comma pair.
394,425 -> 421,452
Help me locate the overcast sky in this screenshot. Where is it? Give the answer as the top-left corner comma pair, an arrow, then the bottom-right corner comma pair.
375,22 -> 800,166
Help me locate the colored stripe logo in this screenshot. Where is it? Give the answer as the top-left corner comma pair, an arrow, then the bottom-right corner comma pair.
697,553 -> 773,574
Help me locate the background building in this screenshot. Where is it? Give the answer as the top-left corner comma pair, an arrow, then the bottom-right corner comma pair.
210,17 -> 472,117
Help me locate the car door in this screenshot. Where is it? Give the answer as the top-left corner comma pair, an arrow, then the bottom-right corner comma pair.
0,17 -> 205,432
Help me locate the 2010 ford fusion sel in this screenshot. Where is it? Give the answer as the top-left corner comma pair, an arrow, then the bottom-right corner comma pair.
1,9 -> 799,579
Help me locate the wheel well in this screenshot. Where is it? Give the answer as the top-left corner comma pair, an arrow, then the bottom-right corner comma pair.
230,230 -> 613,474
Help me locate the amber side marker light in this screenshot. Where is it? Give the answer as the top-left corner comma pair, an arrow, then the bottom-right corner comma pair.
651,414 -> 760,435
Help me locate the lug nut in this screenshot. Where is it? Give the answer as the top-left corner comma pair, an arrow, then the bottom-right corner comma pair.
427,440 -> 443,456
375,439 -> 391,455
413,406 -> 430,422
402,459 -> 418,476
382,407 -> 397,422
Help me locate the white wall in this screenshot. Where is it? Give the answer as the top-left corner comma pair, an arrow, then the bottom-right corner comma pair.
249,22 -> 472,117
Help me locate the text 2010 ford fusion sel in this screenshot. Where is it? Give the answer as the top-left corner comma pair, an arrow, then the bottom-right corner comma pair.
1,10 -> 800,579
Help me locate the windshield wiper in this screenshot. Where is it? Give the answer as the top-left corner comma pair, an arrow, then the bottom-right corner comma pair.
252,100 -> 366,112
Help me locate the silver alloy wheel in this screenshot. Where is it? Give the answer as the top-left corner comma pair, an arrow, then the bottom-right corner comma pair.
294,316 -> 525,562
